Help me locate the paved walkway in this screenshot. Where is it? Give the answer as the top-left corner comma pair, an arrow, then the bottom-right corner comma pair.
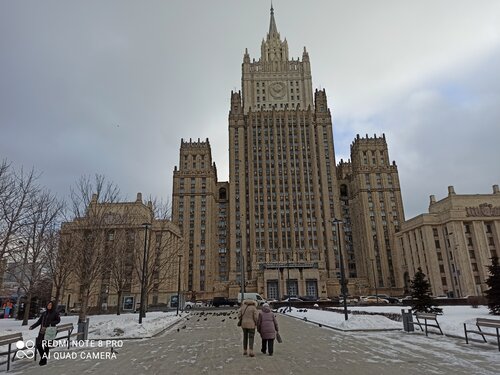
8,309 -> 500,375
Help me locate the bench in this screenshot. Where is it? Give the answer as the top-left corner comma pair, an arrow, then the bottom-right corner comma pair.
410,312 -> 443,336
34,323 -> 75,361
0,332 -> 24,371
464,318 -> 500,351
55,323 -> 75,348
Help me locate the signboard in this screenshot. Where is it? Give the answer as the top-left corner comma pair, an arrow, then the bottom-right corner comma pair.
123,296 -> 134,311
170,295 -> 178,308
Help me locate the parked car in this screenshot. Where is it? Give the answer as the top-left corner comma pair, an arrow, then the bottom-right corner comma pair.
299,295 -> 318,302
361,296 -> 389,304
69,306 -> 81,313
281,297 -> 303,302
399,296 -> 414,303
56,304 -> 66,315
237,293 -> 267,306
434,295 -> 449,299
375,294 -> 400,304
339,296 -> 359,304
184,301 -> 196,309
212,297 -> 237,307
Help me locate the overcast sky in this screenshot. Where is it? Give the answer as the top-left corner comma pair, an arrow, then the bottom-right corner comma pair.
1,0 -> 499,219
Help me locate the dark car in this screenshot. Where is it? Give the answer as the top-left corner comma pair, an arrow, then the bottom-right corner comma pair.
299,296 -> 318,302
212,297 -> 237,307
56,304 -> 66,315
376,294 -> 400,304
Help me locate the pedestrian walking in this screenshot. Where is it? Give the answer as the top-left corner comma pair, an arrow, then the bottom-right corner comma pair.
3,300 -> 12,318
257,303 -> 279,356
238,299 -> 259,357
29,301 -> 60,366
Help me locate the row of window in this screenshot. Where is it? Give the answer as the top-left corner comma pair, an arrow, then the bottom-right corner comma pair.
256,81 -> 300,88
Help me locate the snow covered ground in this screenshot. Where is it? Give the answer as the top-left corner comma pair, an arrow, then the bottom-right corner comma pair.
0,311 -> 183,342
283,304 -> 497,338
0,305 -> 497,342
2,305 -> 500,374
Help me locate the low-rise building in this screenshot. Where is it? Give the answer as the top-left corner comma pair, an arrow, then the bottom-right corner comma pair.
396,185 -> 500,297
59,193 -> 183,313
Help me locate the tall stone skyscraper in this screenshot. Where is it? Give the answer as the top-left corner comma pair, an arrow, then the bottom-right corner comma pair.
227,7 -> 342,300
172,7 -> 406,301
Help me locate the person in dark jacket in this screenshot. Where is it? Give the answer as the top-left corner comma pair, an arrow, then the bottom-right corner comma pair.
29,301 -> 60,366
257,303 -> 279,356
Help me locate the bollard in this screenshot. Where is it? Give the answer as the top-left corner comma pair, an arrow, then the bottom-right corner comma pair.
401,309 -> 414,332
77,317 -> 90,340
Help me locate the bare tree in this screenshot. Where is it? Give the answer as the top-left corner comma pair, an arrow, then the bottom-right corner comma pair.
133,219 -> 183,312
45,223 -> 72,308
0,159 -> 11,200
66,174 -> 121,324
147,195 -> 172,220
7,189 -> 64,325
0,164 -> 40,261
107,226 -> 136,315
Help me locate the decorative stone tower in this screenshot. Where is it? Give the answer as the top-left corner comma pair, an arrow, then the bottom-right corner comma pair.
241,5 -> 314,113
344,134 -> 406,295
228,7 -> 342,300
172,138 -> 220,299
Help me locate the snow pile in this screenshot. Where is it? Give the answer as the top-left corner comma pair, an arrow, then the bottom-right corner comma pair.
281,307 -> 401,330
0,311 -> 183,342
278,305 -> 497,337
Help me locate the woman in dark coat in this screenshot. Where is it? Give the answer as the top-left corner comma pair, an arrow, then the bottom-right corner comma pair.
257,303 -> 279,356
29,301 -> 60,366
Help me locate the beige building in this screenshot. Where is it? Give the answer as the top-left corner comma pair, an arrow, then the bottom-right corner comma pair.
396,185 -> 500,297
337,134 -> 406,296
172,7 -> 406,300
59,193 -> 183,312
172,139 -> 228,301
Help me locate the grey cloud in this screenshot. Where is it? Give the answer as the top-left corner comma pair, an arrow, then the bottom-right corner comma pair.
1,1 -> 499,217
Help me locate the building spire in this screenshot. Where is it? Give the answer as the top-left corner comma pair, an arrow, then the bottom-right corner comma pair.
268,3 -> 278,38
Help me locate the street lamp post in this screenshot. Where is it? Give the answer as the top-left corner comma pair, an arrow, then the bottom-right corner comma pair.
239,250 -> 245,303
176,254 -> 183,316
371,258 -> 379,304
276,248 -> 280,301
286,254 -> 291,312
333,218 -> 348,321
139,223 -> 151,324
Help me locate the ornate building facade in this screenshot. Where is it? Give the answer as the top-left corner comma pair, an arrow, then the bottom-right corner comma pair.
59,193 -> 183,312
172,7 -> 406,300
396,185 -> 500,297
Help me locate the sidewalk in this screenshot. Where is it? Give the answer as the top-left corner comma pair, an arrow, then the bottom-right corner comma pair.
7,310 -> 500,375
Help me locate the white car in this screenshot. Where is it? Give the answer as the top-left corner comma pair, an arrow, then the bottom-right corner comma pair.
184,301 -> 196,309
361,296 -> 389,304
281,297 -> 303,302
